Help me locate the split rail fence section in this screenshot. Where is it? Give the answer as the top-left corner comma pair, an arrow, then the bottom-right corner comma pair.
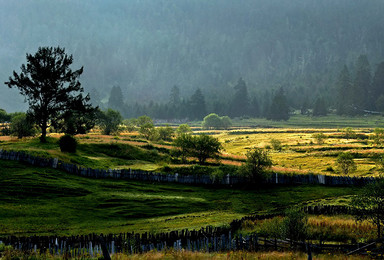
0,228 -> 369,257
0,149 -> 375,186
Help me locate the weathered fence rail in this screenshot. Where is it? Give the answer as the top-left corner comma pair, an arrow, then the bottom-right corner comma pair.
0,229 -> 375,257
0,149 -> 376,186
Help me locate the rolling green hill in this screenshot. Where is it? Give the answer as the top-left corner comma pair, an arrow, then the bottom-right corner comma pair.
0,159 -> 357,236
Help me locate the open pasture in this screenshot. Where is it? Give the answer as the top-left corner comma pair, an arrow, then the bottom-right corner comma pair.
215,127 -> 382,176
1,124 -> 383,177
0,159 -> 356,236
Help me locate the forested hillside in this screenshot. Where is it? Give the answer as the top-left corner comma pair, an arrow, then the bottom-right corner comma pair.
1,0 -> 384,116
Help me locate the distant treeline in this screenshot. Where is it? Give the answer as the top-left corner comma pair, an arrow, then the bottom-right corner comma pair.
103,55 -> 384,121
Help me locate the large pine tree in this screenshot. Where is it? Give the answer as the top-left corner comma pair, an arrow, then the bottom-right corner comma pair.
188,88 -> 206,120
5,46 -> 94,142
108,85 -> 125,112
268,88 -> 289,121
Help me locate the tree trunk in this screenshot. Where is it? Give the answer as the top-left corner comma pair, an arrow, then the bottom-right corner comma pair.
40,119 -> 47,143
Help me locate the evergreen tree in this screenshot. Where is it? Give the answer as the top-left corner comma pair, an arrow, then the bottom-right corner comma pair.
372,62 -> 384,110
336,65 -> 353,115
4,46 -> 94,142
189,88 -> 206,120
261,90 -> 271,118
352,55 -> 371,112
169,85 -> 181,107
108,85 -> 124,113
312,97 -> 327,116
168,85 -> 181,119
90,88 -> 103,109
268,88 -> 289,121
230,78 -> 250,117
300,98 -> 309,115
250,96 -> 260,118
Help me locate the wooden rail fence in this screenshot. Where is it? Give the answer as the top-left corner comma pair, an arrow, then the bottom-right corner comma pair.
0,149 -> 376,186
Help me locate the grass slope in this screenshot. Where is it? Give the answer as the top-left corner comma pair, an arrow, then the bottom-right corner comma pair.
0,136 -> 169,170
0,160 -> 357,236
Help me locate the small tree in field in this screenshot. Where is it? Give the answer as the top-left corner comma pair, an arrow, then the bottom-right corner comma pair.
158,125 -> 174,141
313,133 -> 327,145
351,179 -> 384,239
202,113 -> 232,130
98,109 -> 122,135
5,46 -> 95,142
238,148 -> 272,182
173,133 -> 193,162
192,134 -> 223,164
176,124 -> 192,135
270,139 -> 282,151
137,115 -> 155,140
173,134 -> 222,164
336,152 -> 356,174
372,128 -> 384,146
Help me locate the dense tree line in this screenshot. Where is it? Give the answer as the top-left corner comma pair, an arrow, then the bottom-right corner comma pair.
104,80 -> 291,121
335,56 -> 384,115
101,54 -> 384,121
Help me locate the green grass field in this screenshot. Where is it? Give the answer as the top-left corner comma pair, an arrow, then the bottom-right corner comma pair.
2,115 -> 384,238
0,159 -> 357,236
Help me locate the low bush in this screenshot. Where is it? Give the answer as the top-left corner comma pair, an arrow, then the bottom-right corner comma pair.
59,134 -> 77,153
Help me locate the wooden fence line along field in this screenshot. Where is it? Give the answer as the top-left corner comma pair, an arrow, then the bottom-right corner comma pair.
0,149 -> 376,186
0,229 -> 376,257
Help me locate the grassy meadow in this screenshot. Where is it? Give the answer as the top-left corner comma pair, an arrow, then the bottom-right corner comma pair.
214,127 -> 383,176
0,158 -> 357,236
1,114 -> 384,245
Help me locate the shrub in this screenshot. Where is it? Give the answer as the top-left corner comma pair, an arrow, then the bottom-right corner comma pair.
270,139 -> 282,151
9,113 -> 37,139
259,217 -> 284,239
312,133 -> 327,145
343,127 -> 356,139
336,152 -> 356,174
202,113 -> 232,130
59,134 -> 78,153
176,124 -> 192,135
97,108 -> 123,135
282,208 -> 308,243
158,125 -> 174,141
173,134 -> 222,165
238,148 -> 272,183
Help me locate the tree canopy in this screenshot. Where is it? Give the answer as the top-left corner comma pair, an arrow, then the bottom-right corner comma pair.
238,147 -> 272,182
5,46 -> 95,142
174,134 -> 222,165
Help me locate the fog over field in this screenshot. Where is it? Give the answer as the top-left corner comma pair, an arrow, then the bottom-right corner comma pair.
1,0 -> 384,112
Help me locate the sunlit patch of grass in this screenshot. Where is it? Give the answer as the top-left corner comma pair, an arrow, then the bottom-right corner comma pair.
239,214 -> 376,243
